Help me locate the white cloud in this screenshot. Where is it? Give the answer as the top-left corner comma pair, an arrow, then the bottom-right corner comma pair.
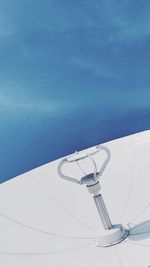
92,1 -> 150,44
70,57 -> 120,80
0,0 -> 149,43
0,93 -> 69,117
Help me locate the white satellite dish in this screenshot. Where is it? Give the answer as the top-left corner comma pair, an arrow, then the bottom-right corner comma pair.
0,130 -> 150,266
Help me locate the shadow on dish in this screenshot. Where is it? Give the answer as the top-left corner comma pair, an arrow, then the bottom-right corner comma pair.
128,220 -> 150,241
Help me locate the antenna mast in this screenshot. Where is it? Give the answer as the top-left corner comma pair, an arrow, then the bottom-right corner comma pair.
58,145 -> 128,247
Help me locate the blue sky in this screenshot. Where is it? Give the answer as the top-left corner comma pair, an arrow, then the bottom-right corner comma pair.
0,0 -> 150,182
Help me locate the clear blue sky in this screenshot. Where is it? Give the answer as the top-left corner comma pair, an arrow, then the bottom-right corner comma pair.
0,0 -> 150,182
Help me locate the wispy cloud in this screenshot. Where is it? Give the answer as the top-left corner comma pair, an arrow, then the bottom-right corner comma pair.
0,93 -> 70,117
70,57 -> 120,80
91,1 -> 150,44
0,0 -> 149,43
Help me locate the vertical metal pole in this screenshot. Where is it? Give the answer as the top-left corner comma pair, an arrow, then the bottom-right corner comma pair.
93,194 -> 112,230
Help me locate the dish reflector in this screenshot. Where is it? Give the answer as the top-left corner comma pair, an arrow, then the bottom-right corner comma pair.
0,130 -> 150,266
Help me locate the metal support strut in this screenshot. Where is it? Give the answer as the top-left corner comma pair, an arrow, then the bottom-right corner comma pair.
58,145 -> 128,247
93,193 -> 112,230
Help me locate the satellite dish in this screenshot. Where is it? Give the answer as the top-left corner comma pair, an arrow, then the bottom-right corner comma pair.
0,130 -> 150,266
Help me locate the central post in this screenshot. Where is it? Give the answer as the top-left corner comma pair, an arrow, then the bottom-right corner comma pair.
58,145 -> 128,247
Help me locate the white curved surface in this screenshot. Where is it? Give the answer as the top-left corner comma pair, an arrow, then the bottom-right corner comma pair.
0,130 -> 150,266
